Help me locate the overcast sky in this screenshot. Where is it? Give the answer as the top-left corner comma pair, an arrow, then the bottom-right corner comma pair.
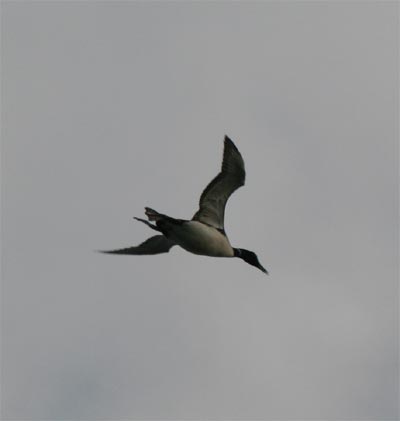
2,1 -> 398,420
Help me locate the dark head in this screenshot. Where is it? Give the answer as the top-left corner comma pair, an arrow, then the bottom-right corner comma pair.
234,248 -> 268,274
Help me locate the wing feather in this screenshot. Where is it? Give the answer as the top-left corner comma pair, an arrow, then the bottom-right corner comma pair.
192,136 -> 245,229
99,235 -> 175,255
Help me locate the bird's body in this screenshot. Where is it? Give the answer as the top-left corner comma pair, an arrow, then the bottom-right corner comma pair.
101,136 -> 268,274
154,218 -> 234,257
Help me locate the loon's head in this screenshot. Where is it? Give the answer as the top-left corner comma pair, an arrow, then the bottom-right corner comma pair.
234,248 -> 268,274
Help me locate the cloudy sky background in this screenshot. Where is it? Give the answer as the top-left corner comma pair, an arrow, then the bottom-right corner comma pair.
2,2 -> 398,420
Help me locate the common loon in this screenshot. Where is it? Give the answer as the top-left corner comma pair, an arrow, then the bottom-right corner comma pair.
101,136 -> 268,274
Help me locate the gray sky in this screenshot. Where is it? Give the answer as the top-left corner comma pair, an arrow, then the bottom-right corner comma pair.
1,1 -> 398,420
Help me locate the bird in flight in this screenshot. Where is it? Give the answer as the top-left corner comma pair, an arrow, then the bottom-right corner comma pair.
101,136 -> 268,274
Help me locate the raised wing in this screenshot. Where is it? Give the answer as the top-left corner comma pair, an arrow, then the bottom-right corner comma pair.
99,235 -> 175,255
192,136 -> 245,230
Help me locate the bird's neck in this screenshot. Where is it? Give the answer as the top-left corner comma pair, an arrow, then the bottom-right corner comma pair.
233,248 -> 242,258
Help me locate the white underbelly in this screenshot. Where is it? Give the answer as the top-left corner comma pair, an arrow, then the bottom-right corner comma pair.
169,221 -> 234,257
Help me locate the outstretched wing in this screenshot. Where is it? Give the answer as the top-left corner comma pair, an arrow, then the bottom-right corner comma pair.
192,136 -> 245,230
99,235 -> 175,255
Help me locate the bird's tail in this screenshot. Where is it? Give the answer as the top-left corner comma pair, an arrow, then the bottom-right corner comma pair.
133,217 -> 160,232
145,207 -> 165,222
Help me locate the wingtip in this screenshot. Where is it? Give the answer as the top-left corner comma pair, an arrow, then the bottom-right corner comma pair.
224,134 -> 234,145
96,249 -> 113,254
224,135 -> 239,152
96,248 -> 129,254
